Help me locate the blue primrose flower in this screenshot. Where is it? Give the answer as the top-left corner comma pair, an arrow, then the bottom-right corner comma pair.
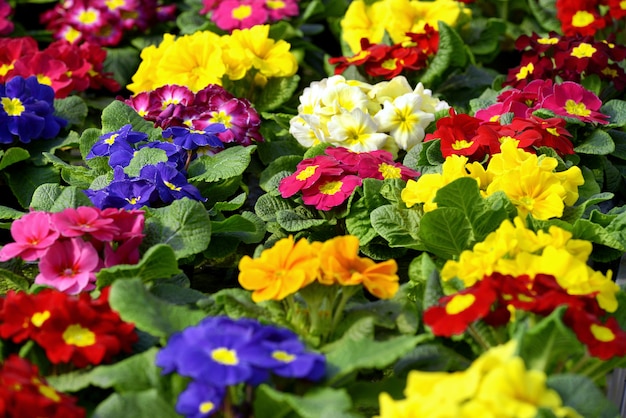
139,162 -> 205,204
163,124 -> 226,151
84,167 -> 156,209
141,140 -> 189,171
86,124 -> 148,160
0,76 -> 67,144
176,381 -> 225,418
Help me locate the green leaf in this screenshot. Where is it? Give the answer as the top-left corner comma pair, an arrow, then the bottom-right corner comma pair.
143,198 -> 212,259
4,165 -> 60,209
574,129 -> 615,155
601,99 -> 626,127
573,218 -> 626,252
92,389 -> 180,418
345,198 -> 379,246
0,205 -> 24,220
255,75 -> 301,112
419,21 -> 469,87
548,374 -> 620,418
54,95 -> 89,127
211,212 -> 266,244
276,209 -> 328,232
96,244 -> 182,288
254,193 -> 296,222
419,207 -> 473,259
109,278 -> 206,338
212,192 -> 246,212
255,386 -> 359,418
101,100 -> 161,140
393,343 -> 471,376
324,335 -> 422,383
124,147 -> 168,177
370,205 -> 423,250
0,268 -> 29,292
188,145 -> 257,182
0,147 -> 29,171
527,0 -> 561,32
30,184 -> 92,212
259,154 -> 302,191
102,47 -> 141,92
516,307 -> 585,373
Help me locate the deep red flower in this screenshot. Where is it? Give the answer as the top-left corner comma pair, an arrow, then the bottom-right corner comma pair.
556,0 -> 606,36
0,289 -> 66,343
425,108 -> 486,161
0,37 -> 38,83
565,310 -> 626,360
423,280 -> 498,337
0,355 -> 86,418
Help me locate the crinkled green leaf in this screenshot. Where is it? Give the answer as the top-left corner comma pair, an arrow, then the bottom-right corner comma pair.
345,198 -> 379,246
419,21 -> 469,86
0,268 -> 29,292
102,47 -> 142,95
255,386 -> 359,418
54,95 -> 89,127
255,75 -> 301,112
143,198 -> 212,259
212,211 -> 266,244
188,145 -> 256,182
255,193 -> 296,222
276,209 -> 328,232
419,207 -> 472,260
92,389 -> 180,418
601,99 -> 626,128
5,165 -> 60,209
574,129 -> 615,155
124,147 -> 168,177
548,374 -> 620,418
101,100 -> 160,139
109,278 -> 206,338
370,205 -> 423,249
0,147 -> 29,171
96,244 -> 181,288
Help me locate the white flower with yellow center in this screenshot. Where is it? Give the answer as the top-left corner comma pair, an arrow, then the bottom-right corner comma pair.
327,108 -> 390,152
374,92 -> 435,150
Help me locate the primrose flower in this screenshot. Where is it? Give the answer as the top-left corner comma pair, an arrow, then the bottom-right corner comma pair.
238,235 -> 320,302
0,75 -> 67,144
212,0 -> 268,31
51,206 -> 119,241
86,124 -> 148,159
540,81 -> 609,124
278,155 -> 344,198
301,174 -> 363,211
162,124 -> 226,151
175,381 -> 225,418
0,211 -> 59,262
374,92 -> 436,150
327,108 -> 391,152
139,162 -> 206,204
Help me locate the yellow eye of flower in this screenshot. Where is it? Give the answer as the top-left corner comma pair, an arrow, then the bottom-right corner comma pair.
590,324 -> 615,342
571,10 -> 595,27
571,43 -> 596,58
31,311 -> 51,327
516,63 -> 534,80
62,324 -> 96,347
319,181 -> 343,195
379,163 -> 402,179
445,294 -> 476,315
211,347 -> 239,365
272,350 -> 296,363
232,5 -> 252,20
564,100 -> 591,117
296,165 -> 319,181
1,97 -> 25,116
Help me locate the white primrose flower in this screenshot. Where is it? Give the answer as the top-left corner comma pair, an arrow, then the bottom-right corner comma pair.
289,114 -> 324,148
327,108 -> 390,152
413,82 -> 451,113
374,92 -> 435,151
368,76 -> 414,106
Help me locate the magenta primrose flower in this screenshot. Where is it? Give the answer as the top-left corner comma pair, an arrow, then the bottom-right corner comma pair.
35,238 -> 100,294
0,211 -> 59,262
279,155 -> 344,198
51,206 -> 119,241
540,81 -> 609,124
212,0 -> 268,31
301,175 -> 363,211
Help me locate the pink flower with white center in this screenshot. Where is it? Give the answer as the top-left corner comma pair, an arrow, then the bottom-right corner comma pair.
212,0 -> 268,31
0,212 -> 59,262
540,81 -> 609,124
51,207 -> 119,241
35,238 -> 100,294
154,84 -> 195,111
265,0 -> 299,22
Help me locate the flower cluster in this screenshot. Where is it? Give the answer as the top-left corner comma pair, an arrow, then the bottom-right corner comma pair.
124,83 -> 263,146
340,0 -> 470,53
289,75 -> 449,153
378,341 -> 581,417
127,24 -> 298,93
329,25 -> 439,80
40,0 -> 177,47
200,0 -> 299,32
555,0 -> 626,37
0,76 -> 67,145
504,31 -> 626,90
0,355 -> 86,417
0,287 -> 137,368
84,124 -> 221,209
238,234 -> 400,302
0,207 -> 145,293
402,139 -> 584,220
0,36 -> 121,98
279,146 -> 419,211
156,316 -> 325,418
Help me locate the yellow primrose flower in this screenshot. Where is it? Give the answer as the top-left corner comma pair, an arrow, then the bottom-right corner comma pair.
126,34 -> 177,94
227,24 -> 298,85
340,0 -> 388,53
238,236 -> 320,302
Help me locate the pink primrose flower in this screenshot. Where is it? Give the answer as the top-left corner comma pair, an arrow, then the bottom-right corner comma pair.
265,0 -> 299,21
279,155 -> 344,198
35,238 -> 100,294
0,211 -> 59,262
301,175 -> 363,211
51,206 -> 119,241
100,208 -> 145,241
104,236 -> 142,267
212,0 -> 268,31
540,81 -> 609,124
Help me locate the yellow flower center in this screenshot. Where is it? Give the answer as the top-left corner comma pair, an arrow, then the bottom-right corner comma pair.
199,401 -> 215,414
348,50 -> 370,63
232,5 -> 252,20
104,133 -> 119,145
266,0 -> 286,9
211,347 -> 239,365
62,324 -> 96,347
164,181 -> 181,191
378,163 -> 402,179
537,37 -> 558,45
272,350 -> 296,363
381,58 -> 398,70
31,311 -> 51,327
621,0 -> 626,9
37,74 -> 52,86
571,10 -> 595,27
78,9 -> 99,25
2,97 -> 25,116
571,43 -> 597,58
452,139 -> 473,150
602,67 -> 618,78
516,63 -> 534,81
37,384 -> 61,402
590,324 -> 615,342
0,63 -> 13,76
445,294 -> 476,315
64,27 -> 82,43
296,165 -> 318,181
105,0 -> 125,11
125,196 -> 141,205
210,110 -> 233,128
564,100 -> 591,117
546,127 -> 560,136
319,181 -> 343,195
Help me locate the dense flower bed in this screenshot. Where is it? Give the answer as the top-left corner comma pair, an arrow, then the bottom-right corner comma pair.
0,0 -> 625,417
